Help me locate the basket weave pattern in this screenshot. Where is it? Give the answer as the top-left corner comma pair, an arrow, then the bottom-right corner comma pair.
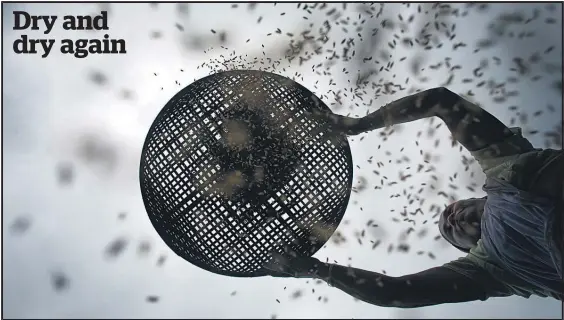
140,70 -> 353,277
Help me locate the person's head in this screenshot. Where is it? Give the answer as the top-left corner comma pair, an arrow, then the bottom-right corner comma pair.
439,197 -> 487,252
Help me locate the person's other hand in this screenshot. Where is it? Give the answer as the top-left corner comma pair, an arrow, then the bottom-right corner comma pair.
263,251 -> 324,278
308,109 -> 366,136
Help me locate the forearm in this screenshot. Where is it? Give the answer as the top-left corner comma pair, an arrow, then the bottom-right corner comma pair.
314,263 -> 406,307
356,87 -> 455,131
358,87 -> 513,151
315,264 -> 490,308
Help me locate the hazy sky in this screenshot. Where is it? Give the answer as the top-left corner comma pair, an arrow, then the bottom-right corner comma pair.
2,2 -> 562,319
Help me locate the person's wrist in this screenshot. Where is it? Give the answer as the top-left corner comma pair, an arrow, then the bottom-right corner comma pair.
354,115 -> 377,134
311,261 -> 332,280
296,257 -> 322,277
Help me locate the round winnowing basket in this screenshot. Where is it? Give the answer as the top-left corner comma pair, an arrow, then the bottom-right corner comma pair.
140,70 -> 353,277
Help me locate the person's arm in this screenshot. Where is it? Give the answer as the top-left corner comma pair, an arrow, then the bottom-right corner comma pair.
315,87 -> 535,174
265,252 -> 513,308
313,263 -> 510,308
352,87 -> 513,152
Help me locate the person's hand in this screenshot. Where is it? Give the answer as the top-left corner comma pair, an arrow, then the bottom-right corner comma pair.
263,250 -> 324,278
308,109 -> 366,136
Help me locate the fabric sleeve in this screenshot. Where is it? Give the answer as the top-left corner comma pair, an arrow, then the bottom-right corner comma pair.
469,127 -> 535,178
444,240 -> 538,298
443,259 -> 514,298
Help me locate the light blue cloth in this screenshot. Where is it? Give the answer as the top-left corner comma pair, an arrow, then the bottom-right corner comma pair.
480,176 -> 562,299
444,127 -> 562,299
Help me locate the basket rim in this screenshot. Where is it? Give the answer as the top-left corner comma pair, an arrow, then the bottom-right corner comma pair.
138,69 -> 354,277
